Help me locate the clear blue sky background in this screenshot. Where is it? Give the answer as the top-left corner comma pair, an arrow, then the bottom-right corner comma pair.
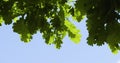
0,18 -> 120,63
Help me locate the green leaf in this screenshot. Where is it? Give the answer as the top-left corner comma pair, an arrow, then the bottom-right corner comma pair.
108,44 -> 120,54
65,20 -> 81,44
13,17 -> 32,42
48,35 -> 55,44
20,33 -> 32,42
0,16 -> 3,26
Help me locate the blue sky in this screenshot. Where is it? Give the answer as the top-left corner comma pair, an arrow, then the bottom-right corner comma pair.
0,19 -> 120,63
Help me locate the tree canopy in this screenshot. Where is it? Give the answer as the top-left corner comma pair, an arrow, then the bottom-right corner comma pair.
0,0 -> 120,53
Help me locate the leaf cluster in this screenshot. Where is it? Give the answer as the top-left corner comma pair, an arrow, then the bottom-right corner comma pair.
75,0 -> 120,53
1,0 -> 120,53
0,0 -> 81,49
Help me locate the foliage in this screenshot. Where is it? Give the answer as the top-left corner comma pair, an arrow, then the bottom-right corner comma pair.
0,0 -> 120,53
0,0 -> 81,49
75,0 -> 120,53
